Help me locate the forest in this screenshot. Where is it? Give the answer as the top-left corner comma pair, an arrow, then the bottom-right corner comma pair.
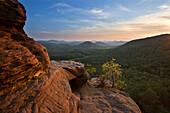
39,34 -> 170,113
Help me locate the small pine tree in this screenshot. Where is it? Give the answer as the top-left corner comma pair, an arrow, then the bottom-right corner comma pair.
102,58 -> 126,89
86,67 -> 96,78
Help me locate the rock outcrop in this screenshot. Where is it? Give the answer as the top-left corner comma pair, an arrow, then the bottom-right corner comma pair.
0,0 -> 141,113
0,0 -> 50,97
0,61 -> 89,113
79,79 -> 141,113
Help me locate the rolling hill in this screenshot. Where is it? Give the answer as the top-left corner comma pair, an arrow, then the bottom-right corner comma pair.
38,41 -> 106,60
108,34 -> 170,76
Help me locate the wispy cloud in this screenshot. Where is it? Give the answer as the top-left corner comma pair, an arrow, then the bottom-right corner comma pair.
34,14 -> 41,17
158,5 -> 169,9
91,9 -> 103,14
41,7 -> 170,40
51,3 -> 108,19
31,1 -> 170,41
90,8 -> 109,19
51,3 -> 72,8
68,25 -> 79,28
54,19 -> 77,23
40,31 -> 54,34
118,5 -> 133,12
138,0 -> 147,5
51,3 -> 83,13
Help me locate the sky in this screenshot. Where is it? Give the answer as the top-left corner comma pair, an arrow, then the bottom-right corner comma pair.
18,0 -> 170,41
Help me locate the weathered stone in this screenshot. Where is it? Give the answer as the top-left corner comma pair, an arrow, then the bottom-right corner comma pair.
0,0 -> 50,97
79,82 -> 141,113
0,61 -> 89,113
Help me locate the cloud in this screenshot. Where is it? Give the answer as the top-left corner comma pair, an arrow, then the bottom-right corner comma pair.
37,7 -> 170,40
138,0 -> 147,5
117,5 -> 133,12
91,9 -> 103,14
158,5 -> 169,9
40,31 -> 54,34
51,3 -> 84,12
34,14 -> 41,17
54,19 -> 77,23
51,3 -> 108,19
90,9 -> 109,19
68,25 -> 79,28
115,8 -> 170,32
51,3 -> 71,8
64,8 -> 170,40
31,1 -> 170,41
161,16 -> 170,19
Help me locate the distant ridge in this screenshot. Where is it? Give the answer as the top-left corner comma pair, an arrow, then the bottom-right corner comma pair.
95,41 -> 110,46
37,40 -> 82,45
121,34 -> 170,49
79,41 -> 95,46
75,41 -> 105,49
38,40 -> 126,47
108,34 -> 170,71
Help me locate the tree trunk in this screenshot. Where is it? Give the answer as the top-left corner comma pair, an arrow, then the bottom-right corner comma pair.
112,76 -> 115,88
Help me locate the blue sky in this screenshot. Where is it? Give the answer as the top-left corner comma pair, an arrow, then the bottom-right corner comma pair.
18,0 -> 170,41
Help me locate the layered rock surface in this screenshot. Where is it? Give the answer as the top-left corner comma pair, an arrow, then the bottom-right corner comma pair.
0,0 -> 141,113
79,79 -> 141,113
0,61 -> 89,113
0,0 -> 50,96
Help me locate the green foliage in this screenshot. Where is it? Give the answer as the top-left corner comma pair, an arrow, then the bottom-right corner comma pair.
86,67 -> 96,78
101,59 -> 126,89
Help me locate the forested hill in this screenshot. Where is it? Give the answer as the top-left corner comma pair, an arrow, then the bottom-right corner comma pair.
108,34 -> 170,76
38,41 -> 106,60
72,41 -> 105,49
121,34 -> 170,51
104,34 -> 170,113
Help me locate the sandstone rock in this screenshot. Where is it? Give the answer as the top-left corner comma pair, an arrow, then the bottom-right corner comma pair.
0,0 -> 26,31
0,0 -> 50,97
78,82 -> 141,113
0,61 -> 89,113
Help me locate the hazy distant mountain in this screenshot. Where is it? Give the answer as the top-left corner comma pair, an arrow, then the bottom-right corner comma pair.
37,40 -> 82,45
79,41 -> 96,47
38,40 -> 126,47
73,41 -> 105,49
105,41 -> 126,46
95,41 -> 110,47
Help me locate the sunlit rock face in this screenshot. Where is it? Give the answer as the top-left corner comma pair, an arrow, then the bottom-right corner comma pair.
0,0 -> 141,113
0,0 -> 50,97
80,78 -> 142,113
0,60 -> 89,113
0,0 -> 26,30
